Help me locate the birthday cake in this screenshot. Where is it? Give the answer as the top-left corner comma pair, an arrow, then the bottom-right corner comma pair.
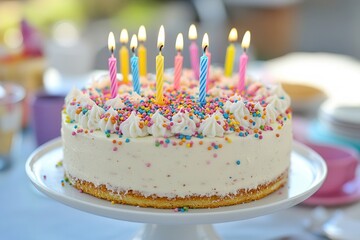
61,69 -> 292,209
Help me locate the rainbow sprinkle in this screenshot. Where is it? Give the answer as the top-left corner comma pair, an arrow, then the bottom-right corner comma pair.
174,206 -> 189,212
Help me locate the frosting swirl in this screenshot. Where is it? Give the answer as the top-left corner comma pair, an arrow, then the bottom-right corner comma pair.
265,103 -> 278,124
105,96 -> 126,110
171,110 -> 197,136
99,107 -> 118,133
65,87 -> 83,105
148,110 -> 173,137
266,84 -> 291,113
226,100 -> 251,129
251,102 -> 266,129
120,111 -> 148,138
87,105 -> 105,130
199,110 -> 225,137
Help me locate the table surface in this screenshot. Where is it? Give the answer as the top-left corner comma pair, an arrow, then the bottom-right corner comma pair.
1,128 -> 360,240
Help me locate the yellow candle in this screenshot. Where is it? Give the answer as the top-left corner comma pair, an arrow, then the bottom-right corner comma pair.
224,28 -> 238,77
156,25 -> 165,105
119,29 -> 130,84
138,25 -> 147,77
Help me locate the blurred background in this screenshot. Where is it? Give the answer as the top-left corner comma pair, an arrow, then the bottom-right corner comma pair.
1,0 -> 360,71
1,0 -> 360,137
1,1 -> 360,239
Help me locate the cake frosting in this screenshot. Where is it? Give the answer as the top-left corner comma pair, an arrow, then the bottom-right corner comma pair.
61,70 -> 292,208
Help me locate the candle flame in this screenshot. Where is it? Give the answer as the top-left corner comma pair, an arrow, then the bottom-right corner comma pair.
130,34 -> 138,51
120,29 -> 129,44
188,24 -> 197,40
157,25 -> 165,50
228,28 -> 238,42
138,25 -> 146,42
241,31 -> 251,49
175,33 -> 183,51
202,33 -> 209,51
108,32 -> 115,52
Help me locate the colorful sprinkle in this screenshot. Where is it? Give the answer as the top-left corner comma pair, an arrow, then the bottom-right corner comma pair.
55,161 -> 63,168
174,207 -> 189,212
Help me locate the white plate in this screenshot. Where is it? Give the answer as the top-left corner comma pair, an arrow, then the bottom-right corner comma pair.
26,138 -> 326,225
320,100 -> 360,126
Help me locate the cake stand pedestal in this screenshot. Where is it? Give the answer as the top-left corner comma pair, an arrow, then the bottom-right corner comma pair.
133,224 -> 220,240
26,139 -> 327,240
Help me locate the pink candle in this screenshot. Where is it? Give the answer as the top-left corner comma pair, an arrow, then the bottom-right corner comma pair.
238,31 -> 251,93
205,48 -> 211,92
238,52 -> 248,93
174,33 -> 184,91
189,42 -> 199,79
174,52 -> 183,90
108,32 -> 118,98
188,25 -> 199,79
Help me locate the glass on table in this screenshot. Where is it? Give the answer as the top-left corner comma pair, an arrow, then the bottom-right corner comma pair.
0,82 -> 25,170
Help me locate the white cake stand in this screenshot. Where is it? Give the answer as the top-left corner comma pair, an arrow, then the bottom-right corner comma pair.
26,138 -> 326,240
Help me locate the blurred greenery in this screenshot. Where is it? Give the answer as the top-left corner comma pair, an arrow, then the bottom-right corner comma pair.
112,2 -> 162,29
0,0 -> 170,41
23,0 -> 86,33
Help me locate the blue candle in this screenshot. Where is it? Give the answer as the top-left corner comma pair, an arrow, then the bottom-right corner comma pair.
130,35 -> 140,94
199,33 -> 209,105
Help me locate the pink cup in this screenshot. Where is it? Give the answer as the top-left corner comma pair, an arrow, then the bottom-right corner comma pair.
309,143 -> 359,196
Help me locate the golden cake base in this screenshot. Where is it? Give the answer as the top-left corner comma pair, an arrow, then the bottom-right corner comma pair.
67,171 -> 288,209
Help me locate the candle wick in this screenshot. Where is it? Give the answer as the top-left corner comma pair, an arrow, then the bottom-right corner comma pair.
243,47 -> 247,53
132,47 -> 135,53
203,45 -> 208,53
159,45 -> 164,52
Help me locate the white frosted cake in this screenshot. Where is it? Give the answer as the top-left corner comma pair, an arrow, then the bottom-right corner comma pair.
61,72 -> 292,208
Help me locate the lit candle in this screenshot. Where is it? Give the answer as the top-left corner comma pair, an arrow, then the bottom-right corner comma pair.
138,25 -> 147,77
174,33 -> 184,91
119,29 -> 130,84
188,24 -> 199,79
108,32 -> 118,99
205,40 -> 211,91
199,33 -> 209,105
238,31 -> 251,93
224,28 -> 238,77
156,25 -> 165,104
130,34 -> 140,94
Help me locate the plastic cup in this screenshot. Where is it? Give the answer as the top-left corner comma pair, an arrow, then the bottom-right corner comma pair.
0,82 -> 25,170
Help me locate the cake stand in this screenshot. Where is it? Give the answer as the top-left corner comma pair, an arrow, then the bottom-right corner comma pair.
26,138 -> 327,240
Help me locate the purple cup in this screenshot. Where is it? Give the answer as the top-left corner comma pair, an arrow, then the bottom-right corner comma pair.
31,92 -> 64,146
308,143 -> 359,196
